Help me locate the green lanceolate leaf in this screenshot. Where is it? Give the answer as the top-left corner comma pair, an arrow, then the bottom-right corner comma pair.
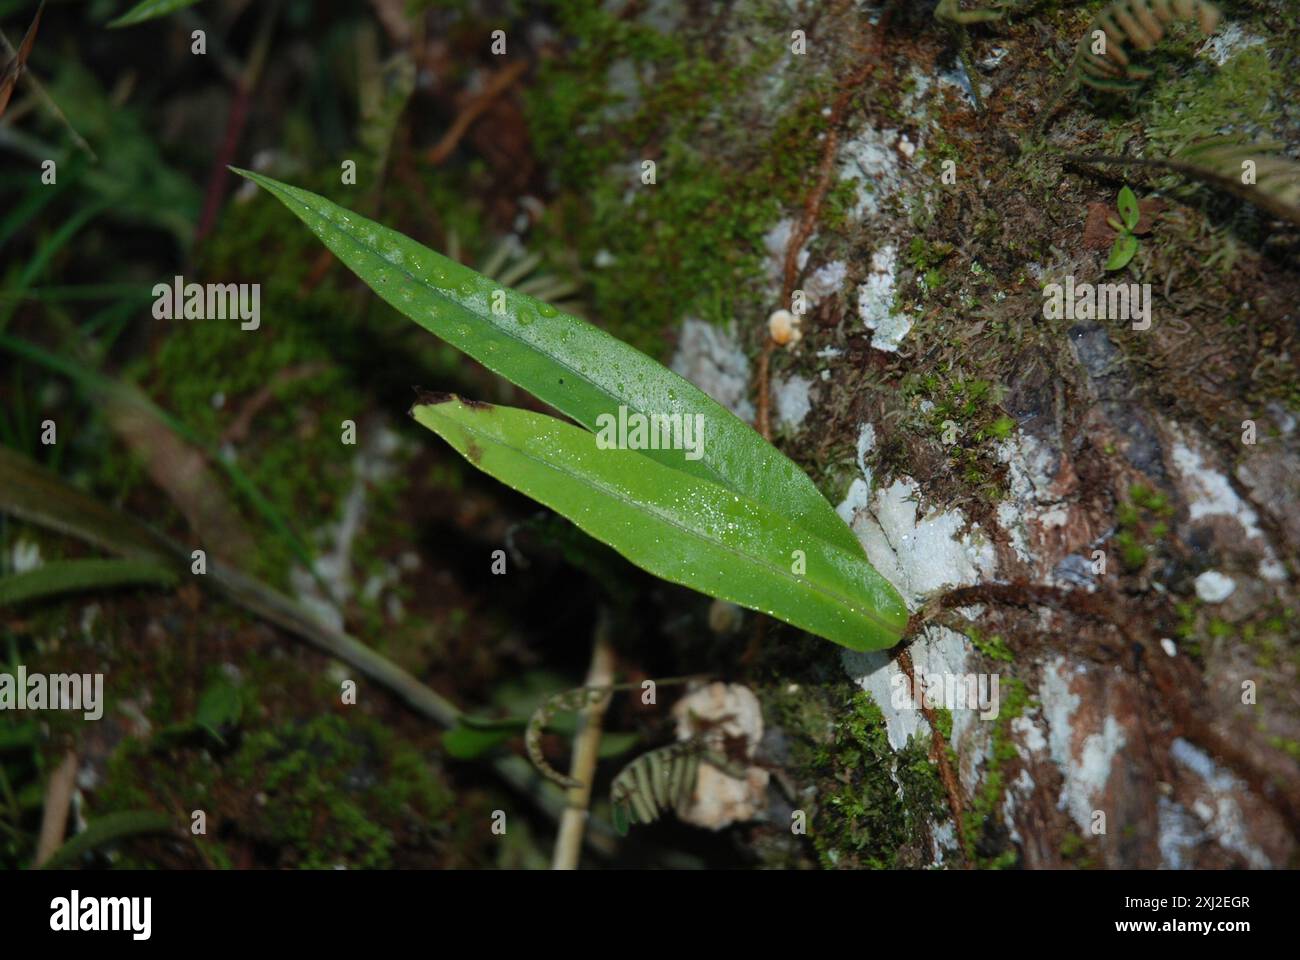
1105,232 -> 1138,271
108,0 -> 203,28
412,396 -> 908,652
1117,185 -> 1140,232
231,169 -> 865,558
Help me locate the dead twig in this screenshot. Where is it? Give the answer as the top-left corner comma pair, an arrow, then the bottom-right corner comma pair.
195,1 -> 281,245
34,749 -> 76,867
425,59 -> 528,166
551,609 -> 616,870
218,362 -> 329,446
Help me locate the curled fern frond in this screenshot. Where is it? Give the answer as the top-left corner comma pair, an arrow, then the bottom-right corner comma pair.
525,685 -> 612,789
1075,0 -> 1221,91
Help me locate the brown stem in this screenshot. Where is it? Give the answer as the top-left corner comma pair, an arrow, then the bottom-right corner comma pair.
895,648 -> 969,862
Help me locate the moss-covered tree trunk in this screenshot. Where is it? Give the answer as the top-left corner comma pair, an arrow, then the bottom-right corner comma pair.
593,0 -> 1300,868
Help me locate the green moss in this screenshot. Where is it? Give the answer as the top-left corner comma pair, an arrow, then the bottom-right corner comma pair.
1114,530 -> 1148,572
902,372 -> 1012,501
1059,830 -> 1099,869
1145,44 -> 1280,159
1269,737 -> 1300,763
95,708 -> 452,870
811,691 -> 947,869
967,626 -> 1015,663
227,713 -> 450,869
1129,483 -> 1172,517
963,677 -> 1031,867
1112,484 -> 1173,573
932,706 -> 954,740
523,0 -> 844,354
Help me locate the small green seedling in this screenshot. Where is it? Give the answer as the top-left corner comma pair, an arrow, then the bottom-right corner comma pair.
152,673 -> 243,747
1105,185 -> 1142,272
233,169 -> 909,653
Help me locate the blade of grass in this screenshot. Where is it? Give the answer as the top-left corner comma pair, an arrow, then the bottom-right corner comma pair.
0,444 -> 617,853
0,200 -> 108,332
108,0 -> 204,28
0,0 -> 41,118
0,332 -> 325,591
0,557 -> 177,606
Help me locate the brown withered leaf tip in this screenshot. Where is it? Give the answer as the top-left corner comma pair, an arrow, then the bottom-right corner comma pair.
408,388 -> 493,416
411,388 -> 456,412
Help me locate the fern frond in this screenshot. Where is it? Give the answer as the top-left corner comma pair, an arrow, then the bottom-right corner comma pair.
1061,137 -> 1300,226
610,741 -> 704,831
1172,137 -> 1300,225
1075,0 -> 1222,91
610,739 -> 749,832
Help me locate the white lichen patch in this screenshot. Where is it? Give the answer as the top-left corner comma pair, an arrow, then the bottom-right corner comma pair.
291,425 -> 406,632
1157,795 -> 1204,870
995,432 -> 1058,566
857,245 -> 913,352
993,431 -> 1096,588
855,422 -> 876,482
1011,713 -> 1048,760
1198,23 -> 1265,67
1039,657 -> 1126,832
1002,767 -> 1037,845
670,317 -> 755,423
1170,737 -> 1270,868
1168,425 -> 1284,582
1194,570 -> 1236,603
803,259 -> 847,305
838,128 -> 907,219
838,423 -> 997,768
9,537 -> 41,574
773,374 -> 813,429
1171,435 -> 1265,537
835,421 -> 996,607
937,61 -> 990,108
852,478 -> 997,603
763,218 -> 808,286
